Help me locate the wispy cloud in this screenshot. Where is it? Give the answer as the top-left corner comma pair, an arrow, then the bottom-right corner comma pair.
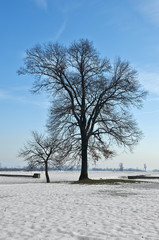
137,0 -> 159,26
0,89 -> 49,109
33,0 -> 48,10
146,96 -> 159,102
58,1 -> 81,15
0,89 -> 13,100
55,20 -> 67,40
139,71 -> 159,95
141,108 -> 159,114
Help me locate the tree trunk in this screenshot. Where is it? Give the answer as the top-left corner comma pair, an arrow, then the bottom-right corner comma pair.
79,135 -> 88,180
45,162 -> 50,183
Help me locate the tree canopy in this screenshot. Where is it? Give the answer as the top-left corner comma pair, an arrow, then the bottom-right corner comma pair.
18,39 -> 147,180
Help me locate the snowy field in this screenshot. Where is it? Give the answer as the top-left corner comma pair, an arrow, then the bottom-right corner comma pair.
0,171 -> 159,240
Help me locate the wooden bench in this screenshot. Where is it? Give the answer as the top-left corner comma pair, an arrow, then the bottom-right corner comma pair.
0,173 -> 40,178
128,175 -> 159,179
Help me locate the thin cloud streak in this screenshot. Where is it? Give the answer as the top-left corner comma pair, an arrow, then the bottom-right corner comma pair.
147,97 -> 159,102
0,89 -> 49,109
33,0 -> 48,10
137,0 -> 159,26
55,20 -> 67,40
139,71 -> 159,95
0,90 -> 11,100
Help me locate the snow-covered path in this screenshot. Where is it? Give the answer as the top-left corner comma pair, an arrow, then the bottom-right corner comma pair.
0,171 -> 159,240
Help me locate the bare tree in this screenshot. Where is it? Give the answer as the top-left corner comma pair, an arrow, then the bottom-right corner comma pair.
144,163 -> 147,172
18,131 -> 62,183
119,163 -> 124,171
18,39 -> 147,180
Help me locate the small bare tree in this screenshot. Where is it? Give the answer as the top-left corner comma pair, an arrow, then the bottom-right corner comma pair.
18,39 -> 147,180
144,163 -> 147,172
119,162 -> 124,171
19,131 -> 62,183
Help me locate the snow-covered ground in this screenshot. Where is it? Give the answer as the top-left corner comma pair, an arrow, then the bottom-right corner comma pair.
0,171 -> 159,240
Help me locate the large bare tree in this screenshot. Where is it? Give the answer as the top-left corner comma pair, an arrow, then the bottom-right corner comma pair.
18,39 -> 147,180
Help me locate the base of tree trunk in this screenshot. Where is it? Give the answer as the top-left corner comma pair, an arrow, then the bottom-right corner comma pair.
79,172 -> 89,181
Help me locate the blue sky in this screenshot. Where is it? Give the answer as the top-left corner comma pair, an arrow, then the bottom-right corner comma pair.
0,0 -> 159,170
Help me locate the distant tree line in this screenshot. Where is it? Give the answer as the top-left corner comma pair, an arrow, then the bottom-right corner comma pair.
1,166 -> 156,172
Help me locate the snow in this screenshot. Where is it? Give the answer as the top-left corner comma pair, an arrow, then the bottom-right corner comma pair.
0,171 -> 159,239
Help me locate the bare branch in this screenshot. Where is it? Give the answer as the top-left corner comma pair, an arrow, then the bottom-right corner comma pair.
18,39 -> 147,180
